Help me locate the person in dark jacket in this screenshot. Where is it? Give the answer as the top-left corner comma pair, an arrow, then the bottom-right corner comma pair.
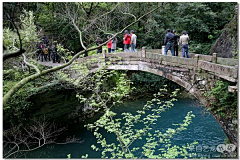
51,44 -> 57,63
36,42 -> 43,61
95,35 -> 103,54
44,37 -> 49,46
173,29 -> 180,56
164,29 -> 175,56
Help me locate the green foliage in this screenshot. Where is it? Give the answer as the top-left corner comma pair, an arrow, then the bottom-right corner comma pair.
197,68 -> 202,73
130,71 -> 182,96
136,2 -> 236,54
189,43 -> 213,54
3,58 -> 59,126
67,154 -> 71,159
75,69 -> 132,113
206,80 -> 237,118
55,43 -> 74,62
3,10 -> 39,52
4,2 -> 236,55
83,87 -> 197,158
208,35 -> 213,39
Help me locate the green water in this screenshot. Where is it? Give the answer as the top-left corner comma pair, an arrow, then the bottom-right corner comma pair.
25,98 -> 227,158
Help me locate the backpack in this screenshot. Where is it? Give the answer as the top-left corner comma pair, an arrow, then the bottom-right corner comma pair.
43,48 -> 48,54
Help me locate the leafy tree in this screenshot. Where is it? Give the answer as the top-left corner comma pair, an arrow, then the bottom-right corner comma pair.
56,54 -> 197,159
80,87 -> 197,159
3,10 -> 39,52
205,80 -> 237,118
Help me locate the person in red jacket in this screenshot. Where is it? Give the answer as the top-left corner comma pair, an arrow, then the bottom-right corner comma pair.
123,30 -> 131,52
107,35 -> 112,53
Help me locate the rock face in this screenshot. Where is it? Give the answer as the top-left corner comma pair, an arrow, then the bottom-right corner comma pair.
28,89 -> 84,124
210,8 -> 238,58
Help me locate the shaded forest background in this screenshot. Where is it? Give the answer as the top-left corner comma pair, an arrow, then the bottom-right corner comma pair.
3,2 -> 238,56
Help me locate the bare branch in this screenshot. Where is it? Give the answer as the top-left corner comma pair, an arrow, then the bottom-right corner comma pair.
22,54 -> 40,74
3,49 -> 26,61
3,118 -> 68,158
71,18 -> 87,50
83,2 -> 120,32
120,11 -> 137,21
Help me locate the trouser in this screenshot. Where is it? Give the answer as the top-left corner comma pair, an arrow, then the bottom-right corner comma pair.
108,48 -> 111,53
124,44 -> 130,52
56,53 -> 61,63
182,44 -> 189,58
40,51 -> 44,62
97,47 -> 102,54
36,50 -> 41,61
131,44 -> 136,52
44,54 -> 48,61
48,53 -> 51,61
51,52 -> 56,63
111,49 -> 115,53
174,44 -> 178,56
164,42 -> 174,56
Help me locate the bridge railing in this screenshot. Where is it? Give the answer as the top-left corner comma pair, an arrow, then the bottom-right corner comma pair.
147,49 -> 238,66
145,49 -> 238,82
73,47 -> 237,82
102,48 -> 237,82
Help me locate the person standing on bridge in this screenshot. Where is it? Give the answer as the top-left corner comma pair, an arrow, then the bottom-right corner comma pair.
111,36 -> 118,53
164,29 -> 175,56
179,30 -> 190,58
130,30 -> 137,52
123,30 -> 131,52
107,35 -> 112,53
51,44 -> 57,63
173,29 -> 180,57
95,35 -> 103,54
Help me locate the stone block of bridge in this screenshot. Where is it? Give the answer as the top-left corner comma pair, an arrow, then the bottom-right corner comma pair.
217,57 -> 238,66
198,60 -> 237,82
107,65 -> 139,70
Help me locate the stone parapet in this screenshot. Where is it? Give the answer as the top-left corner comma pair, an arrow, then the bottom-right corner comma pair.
217,57 -> 238,66
198,60 -> 238,81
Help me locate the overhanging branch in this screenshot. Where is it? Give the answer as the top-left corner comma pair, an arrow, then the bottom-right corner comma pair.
22,54 -> 40,74
3,49 -> 26,61
3,4 -> 161,107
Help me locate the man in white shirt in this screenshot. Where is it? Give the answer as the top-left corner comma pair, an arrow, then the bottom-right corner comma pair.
179,30 -> 190,58
130,30 -> 137,52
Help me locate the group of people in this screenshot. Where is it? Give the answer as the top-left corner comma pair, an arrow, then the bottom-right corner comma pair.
164,29 -> 190,58
123,30 -> 137,52
37,30 -> 189,61
95,29 -> 137,54
36,37 -> 61,63
96,29 -> 189,57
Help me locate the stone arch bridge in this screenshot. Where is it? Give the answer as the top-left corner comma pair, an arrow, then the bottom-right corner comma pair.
41,48 -> 238,145
73,48 -> 238,105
